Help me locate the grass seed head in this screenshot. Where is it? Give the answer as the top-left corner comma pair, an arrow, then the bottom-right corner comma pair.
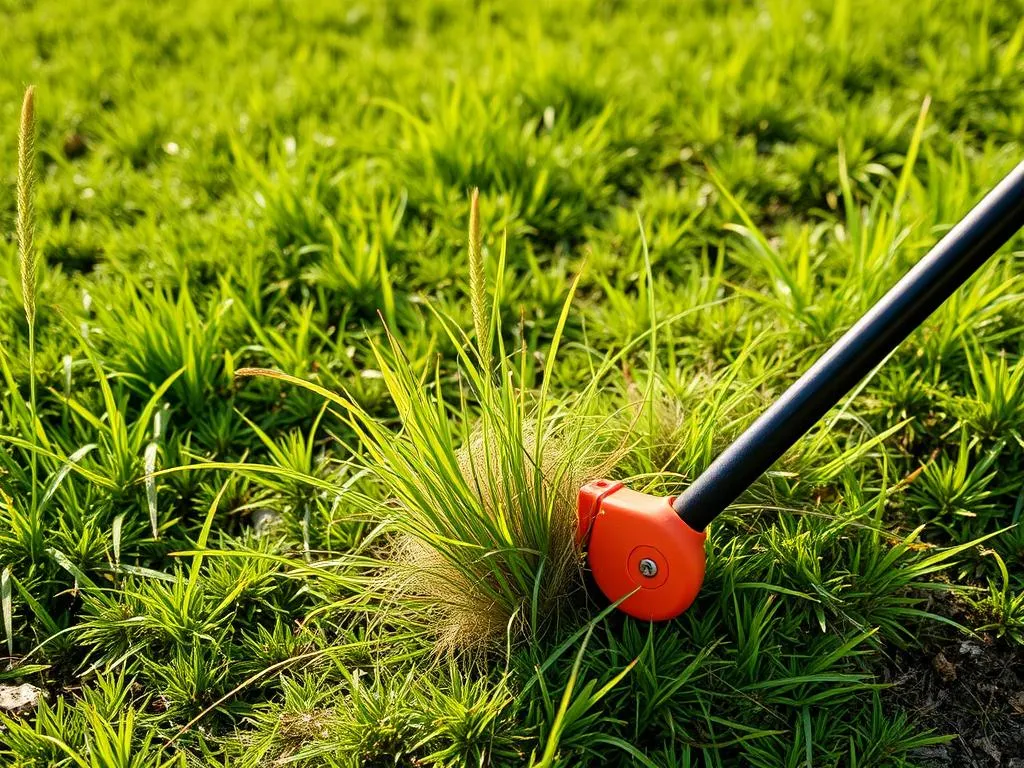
17,85 -> 38,327
467,187 -> 489,369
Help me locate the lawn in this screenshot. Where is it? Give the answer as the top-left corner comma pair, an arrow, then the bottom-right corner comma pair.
1,0 -> 1023,765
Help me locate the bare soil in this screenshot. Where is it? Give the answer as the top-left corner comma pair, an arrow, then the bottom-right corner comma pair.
886,635 -> 1024,766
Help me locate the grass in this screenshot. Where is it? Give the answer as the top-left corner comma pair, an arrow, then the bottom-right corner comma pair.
0,0 -> 1023,765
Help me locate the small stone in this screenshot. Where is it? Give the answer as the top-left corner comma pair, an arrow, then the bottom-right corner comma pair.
931,652 -> 957,683
1010,691 -> 1024,714
972,736 -> 1001,763
910,745 -> 948,766
0,683 -> 43,712
958,640 -> 983,658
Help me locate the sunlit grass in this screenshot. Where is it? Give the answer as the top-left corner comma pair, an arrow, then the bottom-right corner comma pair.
1,0 -> 1023,765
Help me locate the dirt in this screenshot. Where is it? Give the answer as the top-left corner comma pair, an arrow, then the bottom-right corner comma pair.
884,635 -> 1024,766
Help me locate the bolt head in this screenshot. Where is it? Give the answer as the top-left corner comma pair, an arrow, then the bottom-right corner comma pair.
638,558 -> 658,578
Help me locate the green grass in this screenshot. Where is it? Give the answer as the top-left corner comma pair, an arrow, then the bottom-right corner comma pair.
1,0 -> 1023,765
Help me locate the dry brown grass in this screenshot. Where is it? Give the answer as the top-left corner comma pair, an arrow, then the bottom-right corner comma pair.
374,418 -> 624,655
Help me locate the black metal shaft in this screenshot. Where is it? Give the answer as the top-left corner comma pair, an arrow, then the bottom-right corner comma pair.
674,161 -> 1024,532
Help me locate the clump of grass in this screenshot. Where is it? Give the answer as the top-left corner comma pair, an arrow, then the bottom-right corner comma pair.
374,407 -> 619,653
240,197 -> 626,653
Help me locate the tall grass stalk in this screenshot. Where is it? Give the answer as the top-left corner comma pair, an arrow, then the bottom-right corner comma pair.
17,85 -> 39,514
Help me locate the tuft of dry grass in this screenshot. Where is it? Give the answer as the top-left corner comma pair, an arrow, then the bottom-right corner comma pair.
376,418 -> 623,655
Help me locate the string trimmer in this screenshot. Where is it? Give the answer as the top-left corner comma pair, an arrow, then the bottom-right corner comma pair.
577,161 -> 1024,620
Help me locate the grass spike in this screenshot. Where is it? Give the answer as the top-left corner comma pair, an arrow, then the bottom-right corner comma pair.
468,187 -> 490,371
16,85 -> 40,520
17,85 -> 37,328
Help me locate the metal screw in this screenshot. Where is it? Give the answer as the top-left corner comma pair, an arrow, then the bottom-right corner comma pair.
638,558 -> 658,578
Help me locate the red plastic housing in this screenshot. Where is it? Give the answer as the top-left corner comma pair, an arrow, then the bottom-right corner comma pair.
577,480 -> 707,621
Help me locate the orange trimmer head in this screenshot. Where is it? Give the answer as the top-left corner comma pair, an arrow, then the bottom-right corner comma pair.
577,161 -> 1024,621
576,480 -> 706,620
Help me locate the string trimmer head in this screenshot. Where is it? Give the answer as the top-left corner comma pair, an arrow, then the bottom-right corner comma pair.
577,480 -> 706,620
